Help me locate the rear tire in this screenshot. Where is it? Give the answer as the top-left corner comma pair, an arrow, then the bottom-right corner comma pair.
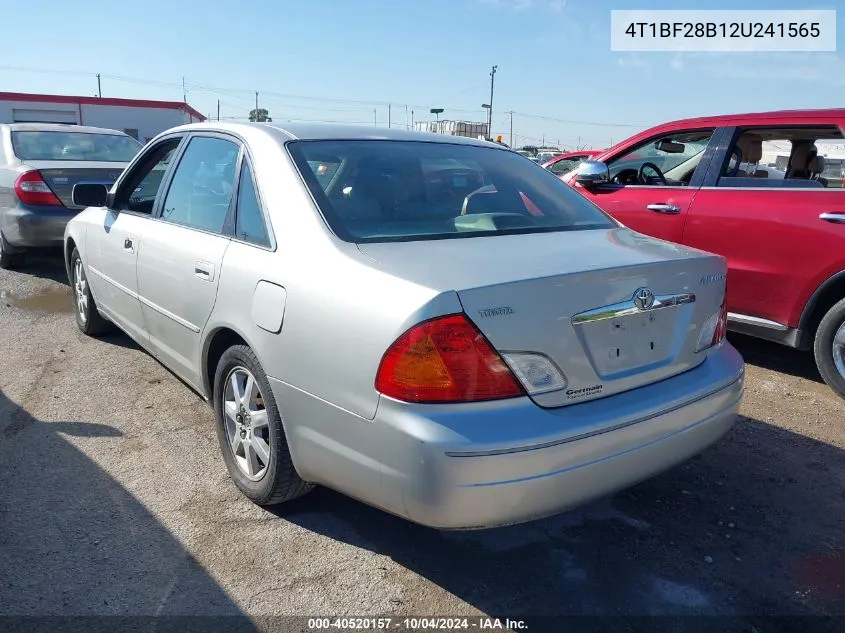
0,233 -> 23,270
213,344 -> 313,505
813,297 -> 845,400
70,247 -> 109,336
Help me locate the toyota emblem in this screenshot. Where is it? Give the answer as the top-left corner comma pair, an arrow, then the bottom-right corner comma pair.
633,287 -> 655,310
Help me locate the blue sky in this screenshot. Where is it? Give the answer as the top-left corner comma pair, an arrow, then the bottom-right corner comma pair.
0,0 -> 842,149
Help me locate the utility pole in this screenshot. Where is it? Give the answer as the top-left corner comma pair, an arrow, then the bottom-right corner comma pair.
96,73 -> 102,98
388,103 -> 391,129
217,100 -> 220,121
405,105 -> 409,129
509,111 -> 513,148
182,77 -> 187,103
488,65 -> 497,136
255,91 -> 259,117
374,109 -> 377,127
411,110 -> 415,129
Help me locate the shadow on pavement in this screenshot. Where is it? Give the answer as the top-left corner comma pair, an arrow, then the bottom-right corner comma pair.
728,332 -> 823,384
11,251 -> 71,286
0,389 -> 256,629
277,415 -> 845,630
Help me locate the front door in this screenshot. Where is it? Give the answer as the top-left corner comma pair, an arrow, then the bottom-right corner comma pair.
86,209 -> 148,345
573,128 -> 717,243
86,137 -> 185,345
136,134 -> 240,388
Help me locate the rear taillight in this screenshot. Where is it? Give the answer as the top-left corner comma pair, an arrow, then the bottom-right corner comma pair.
14,171 -> 62,206
375,314 -> 525,403
696,290 -> 728,352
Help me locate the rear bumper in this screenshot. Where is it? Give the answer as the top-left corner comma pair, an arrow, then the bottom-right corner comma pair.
1,203 -> 77,248
271,343 -> 744,530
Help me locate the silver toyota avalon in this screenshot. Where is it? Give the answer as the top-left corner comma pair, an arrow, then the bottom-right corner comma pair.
64,122 -> 744,529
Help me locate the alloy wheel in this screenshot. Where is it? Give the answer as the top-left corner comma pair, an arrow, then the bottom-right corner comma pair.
223,366 -> 271,481
833,322 -> 845,382
73,259 -> 89,324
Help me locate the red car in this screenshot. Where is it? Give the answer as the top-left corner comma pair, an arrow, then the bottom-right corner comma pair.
542,149 -> 602,176
563,109 -> 845,398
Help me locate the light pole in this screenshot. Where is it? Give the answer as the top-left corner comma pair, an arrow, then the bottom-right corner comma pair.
430,108 -> 444,133
481,104 -> 491,138
488,65 -> 497,136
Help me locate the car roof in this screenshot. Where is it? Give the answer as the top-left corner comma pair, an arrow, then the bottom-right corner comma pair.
162,121 -> 500,148
652,108 -> 845,131
0,123 -> 131,135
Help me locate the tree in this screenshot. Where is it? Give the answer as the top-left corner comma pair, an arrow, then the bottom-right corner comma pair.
248,108 -> 272,122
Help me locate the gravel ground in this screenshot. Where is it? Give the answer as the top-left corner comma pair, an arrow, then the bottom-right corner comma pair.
1,253 -> 844,632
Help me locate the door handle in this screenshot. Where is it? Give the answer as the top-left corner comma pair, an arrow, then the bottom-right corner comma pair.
194,260 -> 215,282
647,203 -> 681,214
819,212 -> 845,224
123,237 -> 134,253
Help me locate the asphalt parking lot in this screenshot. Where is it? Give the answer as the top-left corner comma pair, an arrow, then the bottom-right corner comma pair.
1,254 -> 844,632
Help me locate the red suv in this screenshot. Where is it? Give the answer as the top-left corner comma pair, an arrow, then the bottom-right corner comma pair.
563,109 -> 845,398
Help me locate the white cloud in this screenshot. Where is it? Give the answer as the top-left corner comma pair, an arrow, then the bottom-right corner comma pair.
549,0 -> 566,12
616,54 -> 648,69
478,0 -> 532,10
670,53 -> 684,71
680,52 -> 845,86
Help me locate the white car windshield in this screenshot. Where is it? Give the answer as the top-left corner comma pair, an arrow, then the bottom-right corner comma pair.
288,139 -> 615,243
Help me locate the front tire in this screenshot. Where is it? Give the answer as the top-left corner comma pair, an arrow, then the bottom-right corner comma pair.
814,297 -> 845,400
70,247 -> 109,335
213,344 -> 313,505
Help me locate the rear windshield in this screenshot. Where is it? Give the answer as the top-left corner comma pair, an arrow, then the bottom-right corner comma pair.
11,131 -> 142,162
287,139 -> 616,243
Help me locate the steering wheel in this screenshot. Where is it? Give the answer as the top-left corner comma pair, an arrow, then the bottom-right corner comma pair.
638,162 -> 667,186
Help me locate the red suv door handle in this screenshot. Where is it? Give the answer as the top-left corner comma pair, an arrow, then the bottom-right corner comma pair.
819,212 -> 845,224
647,203 -> 681,214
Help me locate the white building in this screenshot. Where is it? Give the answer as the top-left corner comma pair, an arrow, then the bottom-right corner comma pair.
0,91 -> 206,143
413,119 -> 489,139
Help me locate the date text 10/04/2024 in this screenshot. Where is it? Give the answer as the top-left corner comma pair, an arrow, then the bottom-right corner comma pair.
307,618 -> 528,630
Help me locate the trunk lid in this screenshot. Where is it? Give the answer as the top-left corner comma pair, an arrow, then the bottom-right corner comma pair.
357,228 -> 727,407
24,161 -> 127,209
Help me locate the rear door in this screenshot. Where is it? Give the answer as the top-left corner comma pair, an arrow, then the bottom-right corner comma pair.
572,128 -> 721,243
683,121 -> 845,330
136,133 -> 240,389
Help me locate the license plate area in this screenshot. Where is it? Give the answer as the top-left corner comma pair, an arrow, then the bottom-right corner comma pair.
574,308 -> 678,378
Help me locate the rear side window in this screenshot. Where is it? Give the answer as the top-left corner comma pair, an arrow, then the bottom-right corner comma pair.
717,126 -> 845,189
235,161 -> 270,247
11,131 -> 142,162
288,139 -> 615,243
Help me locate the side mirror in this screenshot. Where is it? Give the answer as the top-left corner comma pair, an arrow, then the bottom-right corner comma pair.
574,160 -> 610,187
72,183 -> 109,208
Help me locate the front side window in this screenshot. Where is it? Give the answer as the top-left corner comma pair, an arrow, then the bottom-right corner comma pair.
115,138 -> 182,215
607,130 -> 714,186
718,126 -> 844,189
160,136 -> 240,234
288,139 -> 615,243
11,131 -> 142,162
235,161 -> 270,247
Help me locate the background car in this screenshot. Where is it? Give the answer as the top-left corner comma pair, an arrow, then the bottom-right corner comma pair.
0,123 -> 142,268
542,149 -> 602,177
66,122 -> 742,530
565,108 -> 845,398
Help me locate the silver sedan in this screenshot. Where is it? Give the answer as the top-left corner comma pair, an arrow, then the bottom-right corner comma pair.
64,122 -> 744,529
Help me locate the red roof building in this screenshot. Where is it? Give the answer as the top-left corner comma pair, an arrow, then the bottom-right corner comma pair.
0,91 -> 207,143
